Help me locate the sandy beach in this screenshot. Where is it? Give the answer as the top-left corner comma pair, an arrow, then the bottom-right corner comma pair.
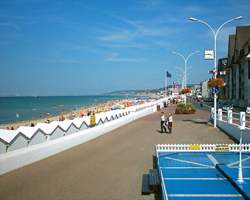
0,97 -> 148,130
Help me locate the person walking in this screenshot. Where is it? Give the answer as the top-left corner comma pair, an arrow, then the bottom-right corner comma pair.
160,112 -> 166,133
168,113 -> 173,133
163,117 -> 169,133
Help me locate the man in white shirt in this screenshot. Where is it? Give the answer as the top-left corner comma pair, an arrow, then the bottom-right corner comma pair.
168,113 -> 173,133
161,112 -> 166,133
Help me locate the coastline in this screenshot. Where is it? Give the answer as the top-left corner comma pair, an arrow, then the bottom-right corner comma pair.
0,98 -> 137,130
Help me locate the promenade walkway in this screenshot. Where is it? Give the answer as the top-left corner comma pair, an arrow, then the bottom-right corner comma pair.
0,105 -> 235,200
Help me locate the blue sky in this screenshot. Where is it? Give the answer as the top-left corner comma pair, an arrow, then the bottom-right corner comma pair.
0,0 -> 250,96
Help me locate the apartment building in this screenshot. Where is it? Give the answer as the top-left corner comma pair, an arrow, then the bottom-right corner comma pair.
220,26 -> 250,108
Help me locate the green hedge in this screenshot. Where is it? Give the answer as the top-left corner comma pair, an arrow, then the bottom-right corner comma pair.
175,103 -> 196,114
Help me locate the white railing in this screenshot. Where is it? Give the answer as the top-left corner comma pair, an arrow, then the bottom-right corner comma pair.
156,144 -> 250,152
211,108 -> 250,129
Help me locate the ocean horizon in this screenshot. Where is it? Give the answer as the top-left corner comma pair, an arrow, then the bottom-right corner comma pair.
0,95 -> 130,125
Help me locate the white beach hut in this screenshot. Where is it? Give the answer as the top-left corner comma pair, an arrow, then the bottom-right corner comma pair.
97,118 -> 104,126
0,130 -> 10,153
49,122 -> 66,140
17,126 -> 46,146
59,120 -> 78,135
79,116 -> 89,130
72,117 -> 88,131
35,122 -> 64,141
95,113 -> 105,126
0,129 -> 28,152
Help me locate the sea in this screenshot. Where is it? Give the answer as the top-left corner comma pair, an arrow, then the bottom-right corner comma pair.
0,95 -> 129,125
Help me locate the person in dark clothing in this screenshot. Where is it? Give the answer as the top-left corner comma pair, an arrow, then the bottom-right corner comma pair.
168,113 -> 173,133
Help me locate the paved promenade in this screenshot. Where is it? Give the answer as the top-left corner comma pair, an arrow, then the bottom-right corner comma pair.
0,105 -> 235,200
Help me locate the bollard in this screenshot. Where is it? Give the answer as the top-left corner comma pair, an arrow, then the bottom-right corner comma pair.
228,110 -> 233,124
218,109 -> 222,121
240,112 -> 246,130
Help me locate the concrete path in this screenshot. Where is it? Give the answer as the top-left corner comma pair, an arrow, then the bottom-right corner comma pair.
0,105 -> 235,200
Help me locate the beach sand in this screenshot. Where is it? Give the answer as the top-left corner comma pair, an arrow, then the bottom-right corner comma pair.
0,98 -> 139,130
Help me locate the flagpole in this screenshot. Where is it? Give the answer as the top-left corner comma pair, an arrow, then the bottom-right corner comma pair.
172,81 -> 174,96
165,73 -> 167,97
166,76 -> 168,97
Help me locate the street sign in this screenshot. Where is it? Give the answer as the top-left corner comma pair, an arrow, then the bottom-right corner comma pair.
204,50 -> 214,60
211,87 -> 220,94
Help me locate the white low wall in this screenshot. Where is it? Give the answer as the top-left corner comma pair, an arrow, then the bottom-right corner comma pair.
0,105 -> 156,175
217,120 -> 250,143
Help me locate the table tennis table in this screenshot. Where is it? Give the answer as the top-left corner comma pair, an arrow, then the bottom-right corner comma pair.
142,144 -> 250,200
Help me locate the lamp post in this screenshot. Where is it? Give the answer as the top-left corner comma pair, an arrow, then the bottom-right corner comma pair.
172,51 -> 199,104
175,66 -> 185,89
189,16 -> 243,128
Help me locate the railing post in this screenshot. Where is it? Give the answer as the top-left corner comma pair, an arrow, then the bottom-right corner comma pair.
228,110 -> 233,124
240,112 -> 246,130
218,109 -> 222,121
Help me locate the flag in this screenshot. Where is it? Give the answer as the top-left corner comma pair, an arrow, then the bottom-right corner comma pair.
166,71 -> 172,78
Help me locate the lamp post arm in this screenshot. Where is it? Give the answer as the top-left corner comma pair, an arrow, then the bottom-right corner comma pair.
196,19 -> 216,37
215,18 -> 236,37
172,51 -> 186,63
186,51 -> 200,62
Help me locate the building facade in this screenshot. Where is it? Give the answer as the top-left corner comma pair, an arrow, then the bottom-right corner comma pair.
220,26 -> 250,108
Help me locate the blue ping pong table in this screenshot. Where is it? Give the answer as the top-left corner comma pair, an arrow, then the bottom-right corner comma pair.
155,144 -> 250,200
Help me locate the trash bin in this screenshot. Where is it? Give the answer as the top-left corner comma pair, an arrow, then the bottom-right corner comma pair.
157,105 -> 160,111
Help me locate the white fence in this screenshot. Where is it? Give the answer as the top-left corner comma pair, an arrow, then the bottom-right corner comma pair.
156,144 -> 250,152
211,108 -> 250,143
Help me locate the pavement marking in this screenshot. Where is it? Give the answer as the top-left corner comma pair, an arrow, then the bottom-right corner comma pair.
207,153 -> 219,165
168,194 -> 242,197
231,166 -> 250,169
160,166 -> 215,169
227,156 -> 250,167
164,156 -> 213,168
164,177 -> 227,180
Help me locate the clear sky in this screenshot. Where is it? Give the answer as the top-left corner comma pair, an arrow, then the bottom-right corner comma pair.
0,0 -> 250,96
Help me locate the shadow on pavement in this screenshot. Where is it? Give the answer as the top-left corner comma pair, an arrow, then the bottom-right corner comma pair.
182,119 -> 208,124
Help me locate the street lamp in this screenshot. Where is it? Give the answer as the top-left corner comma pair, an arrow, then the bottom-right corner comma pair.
189,16 -> 243,128
175,66 -> 185,89
172,51 -> 199,104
